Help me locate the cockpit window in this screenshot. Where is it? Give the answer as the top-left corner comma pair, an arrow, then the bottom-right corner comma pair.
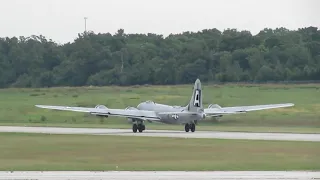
145,100 -> 155,104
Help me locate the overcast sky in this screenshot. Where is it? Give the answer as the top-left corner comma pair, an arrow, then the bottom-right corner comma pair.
1,0 -> 319,44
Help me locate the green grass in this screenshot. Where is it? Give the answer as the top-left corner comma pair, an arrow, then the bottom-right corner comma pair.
0,133 -> 319,171
0,83 -> 320,133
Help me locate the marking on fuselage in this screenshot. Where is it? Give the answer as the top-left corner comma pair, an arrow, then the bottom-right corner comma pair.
193,89 -> 201,107
171,114 -> 179,120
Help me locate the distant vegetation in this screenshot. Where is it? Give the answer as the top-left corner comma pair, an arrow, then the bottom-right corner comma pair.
0,27 -> 319,88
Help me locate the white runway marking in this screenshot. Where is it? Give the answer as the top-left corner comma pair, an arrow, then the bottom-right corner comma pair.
0,171 -> 319,180
0,126 -> 320,142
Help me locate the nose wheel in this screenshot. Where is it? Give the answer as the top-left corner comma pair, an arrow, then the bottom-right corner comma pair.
185,123 -> 196,132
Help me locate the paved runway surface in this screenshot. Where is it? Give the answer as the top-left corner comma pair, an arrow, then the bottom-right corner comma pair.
1,126 -> 320,141
0,171 -> 319,180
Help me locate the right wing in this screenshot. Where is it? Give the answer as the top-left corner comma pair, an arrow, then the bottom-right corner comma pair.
35,105 -> 161,121
204,103 -> 294,117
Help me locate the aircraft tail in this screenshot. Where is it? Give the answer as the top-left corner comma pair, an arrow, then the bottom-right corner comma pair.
187,79 -> 203,112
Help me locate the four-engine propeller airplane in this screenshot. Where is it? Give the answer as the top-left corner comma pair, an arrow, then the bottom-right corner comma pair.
36,79 -> 294,133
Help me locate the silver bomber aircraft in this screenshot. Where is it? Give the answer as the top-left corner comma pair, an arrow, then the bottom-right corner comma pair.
35,79 -> 294,133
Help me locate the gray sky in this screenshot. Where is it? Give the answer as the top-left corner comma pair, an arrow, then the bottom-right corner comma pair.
1,0 -> 319,44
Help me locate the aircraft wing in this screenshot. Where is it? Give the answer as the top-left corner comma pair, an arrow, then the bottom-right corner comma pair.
204,103 -> 294,117
35,105 -> 161,121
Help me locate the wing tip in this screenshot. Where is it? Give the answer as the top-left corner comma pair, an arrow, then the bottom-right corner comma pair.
35,105 -> 49,109
286,103 -> 295,107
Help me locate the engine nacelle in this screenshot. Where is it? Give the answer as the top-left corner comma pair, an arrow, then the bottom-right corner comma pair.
125,106 -> 139,123
95,105 -> 108,109
125,106 -> 138,110
93,105 -> 108,118
207,104 -> 223,119
208,104 -> 222,109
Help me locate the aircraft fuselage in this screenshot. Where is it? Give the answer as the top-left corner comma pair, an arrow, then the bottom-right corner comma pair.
137,101 -> 202,124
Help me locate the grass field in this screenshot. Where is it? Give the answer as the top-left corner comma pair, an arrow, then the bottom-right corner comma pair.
0,132 -> 319,171
0,83 -> 320,133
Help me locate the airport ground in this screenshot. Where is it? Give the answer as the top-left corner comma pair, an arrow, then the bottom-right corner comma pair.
2,171 -> 320,180
0,83 -> 319,171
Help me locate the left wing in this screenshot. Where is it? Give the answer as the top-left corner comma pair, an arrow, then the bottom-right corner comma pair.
35,105 -> 161,121
204,103 -> 294,117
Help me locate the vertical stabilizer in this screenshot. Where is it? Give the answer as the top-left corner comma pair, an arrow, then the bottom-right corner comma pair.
187,79 -> 203,112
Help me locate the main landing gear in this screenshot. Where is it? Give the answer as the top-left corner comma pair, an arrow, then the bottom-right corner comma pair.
132,123 -> 145,133
184,123 -> 196,132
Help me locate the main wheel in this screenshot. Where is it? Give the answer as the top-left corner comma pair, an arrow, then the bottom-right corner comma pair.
138,124 -> 143,133
190,123 -> 196,132
185,124 -> 190,132
132,124 -> 138,133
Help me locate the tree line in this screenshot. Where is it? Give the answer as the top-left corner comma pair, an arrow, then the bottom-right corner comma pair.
0,27 -> 319,88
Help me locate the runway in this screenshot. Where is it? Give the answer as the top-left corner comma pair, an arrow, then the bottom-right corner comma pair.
1,126 -> 320,141
0,171 -> 319,180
